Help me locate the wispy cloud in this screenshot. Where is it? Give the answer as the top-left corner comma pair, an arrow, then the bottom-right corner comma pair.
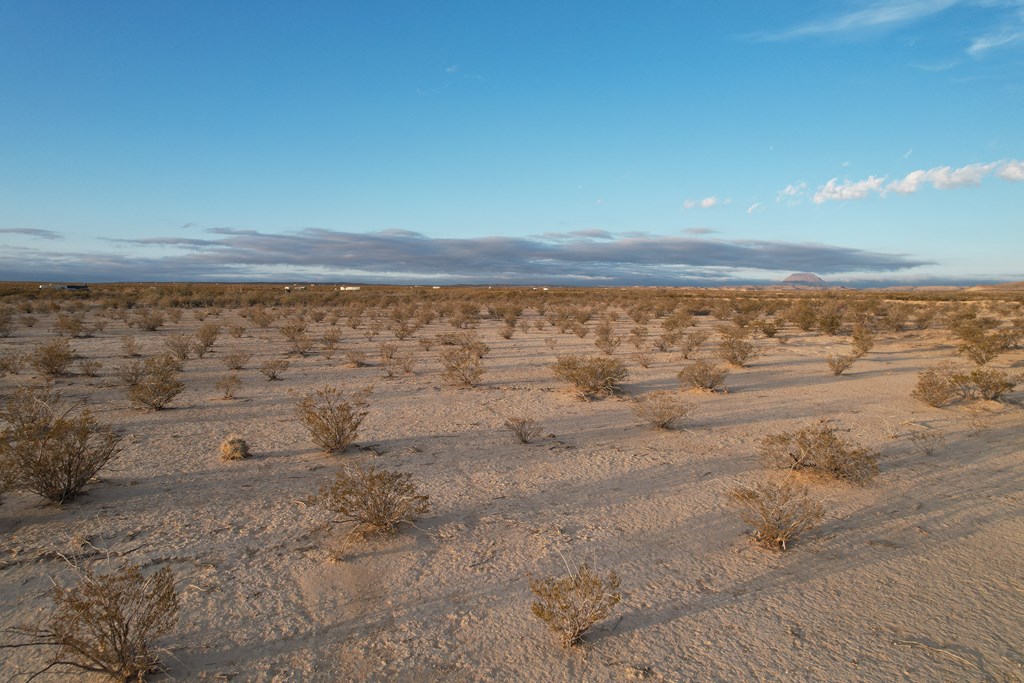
759,0 -> 961,41
747,203 -> 763,215
0,228 -> 931,284
812,159 -> 1023,202
683,196 -> 723,210
0,227 -> 63,240
814,176 -> 887,204
761,1 -> 1024,58
683,228 -> 718,235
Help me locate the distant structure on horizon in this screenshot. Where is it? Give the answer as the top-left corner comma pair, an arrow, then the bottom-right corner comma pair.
778,272 -> 831,288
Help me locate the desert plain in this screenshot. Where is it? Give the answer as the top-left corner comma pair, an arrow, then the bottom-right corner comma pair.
0,282 -> 1022,682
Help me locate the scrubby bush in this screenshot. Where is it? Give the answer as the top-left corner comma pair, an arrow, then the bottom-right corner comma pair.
133,309 -> 165,331
259,358 -> 290,380
551,355 -> 627,399
0,386 -> 121,504
10,564 -> 178,680
678,360 -> 728,392
316,464 -> 429,536
912,364 -> 960,407
826,354 -> 857,376
503,416 -> 544,444
758,419 -> 878,485
215,373 -> 241,399
439,346 -> 485,387
729,478 -> 824,551
193,322 -> 220,356
219,434 -> 251,460
163,334 -> 194,361
128,355 -> 185,410
530,563 -> 621,648
717,335 -> 757,367
0,350 -> 26,376
296,385 -> 371,453
121,335 -> 142,358
29,337 -> 75,377
78,359 -> 102,377
222,350 -> 253,370
851,323 -> 874,356
968,367 -> 1017,401
629,391 -> 692,429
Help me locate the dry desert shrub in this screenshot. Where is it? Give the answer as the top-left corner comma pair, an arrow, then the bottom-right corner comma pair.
259,358 -> 290,380
0,386 -> 121,504
631,349 -> 654,368
968,367 -> 1017,401
912,364 -> 960,407
0,350 -> 26,376
851,323 -> 874,356
296,385 -> 371,454
381,349 -> 416,378
215,373 -> 241,399
503,416 -> 544,443
826,354 -> 857,376
439,346 -> 485,387
120,335 -> 142,358
133,309 -> 165,332
551,354 -> 627,399
729,478 -> 824,551
8,564 -> 178,680
955,322 -> 1010,365
30,337 -> 75,377
128,355 -> 185,410
529,563 -> 621,648
716,335 -> 757,368
343,349 -> 368,367
78,358 -> 102,377
222,350 -> 253,370
629,391 -> 692,429
219,434 -> 251,460
163,333 -> 194,361
678,360 -> 728,393
908,430 -> 946,456
228,324 -> 247,338
910,363 -> 1016,406
193,322 -> 220,356
316,464 -> 429,537
758,419 -> 878,485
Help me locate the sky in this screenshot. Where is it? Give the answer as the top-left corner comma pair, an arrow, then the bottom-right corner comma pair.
1,0 -> 1022,286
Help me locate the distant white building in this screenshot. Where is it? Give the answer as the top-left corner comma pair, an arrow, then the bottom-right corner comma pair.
340,286 -> 361,291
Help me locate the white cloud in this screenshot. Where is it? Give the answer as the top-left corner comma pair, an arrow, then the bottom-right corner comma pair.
813,176 -> 886,204
887,162 -> 996,193
968,29 -> 1024,56
777,182 -> 807,199
811,158 -> 1024,203
684,196 -> 720,210
762,0 -> 961,40
747,203 -> 763,215
997,159 -> 1024,180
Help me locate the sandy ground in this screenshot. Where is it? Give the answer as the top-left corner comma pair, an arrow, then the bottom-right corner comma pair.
1,303 -> 1022,682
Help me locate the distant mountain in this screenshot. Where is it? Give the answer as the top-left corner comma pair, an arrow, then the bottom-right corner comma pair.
779,272 -> 830,287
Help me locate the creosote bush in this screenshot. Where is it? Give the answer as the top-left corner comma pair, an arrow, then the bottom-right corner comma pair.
551,354 -> 627,399
912,363 -> 1017,406
0,386 -> 121,504
826,354 -> 857,376
758,419 -> 878,485
316,464 -> 429,537
729,478 -> 824,551
128,355 -> 185,410
629,391 -> 692,429
678,360 -> 728,393
296,385 -> 371,454
219,434 -> 251,460
30,337 -> 75,377
439,346 -> 485,387
259,358 -> 290,380
530,563 -> 621,648
503,416 -> 544,444
10,564 -> 179,680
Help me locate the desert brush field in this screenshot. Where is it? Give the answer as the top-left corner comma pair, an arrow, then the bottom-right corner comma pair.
0,283 -> 1022,682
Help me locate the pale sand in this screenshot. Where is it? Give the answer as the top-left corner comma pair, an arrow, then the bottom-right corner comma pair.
1,305 -> 1021,681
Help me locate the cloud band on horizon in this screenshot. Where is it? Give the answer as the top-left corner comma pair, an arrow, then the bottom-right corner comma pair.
0,228 -> 930,284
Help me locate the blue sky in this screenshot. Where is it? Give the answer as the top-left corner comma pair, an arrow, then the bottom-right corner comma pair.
1,1 -> 1022,285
